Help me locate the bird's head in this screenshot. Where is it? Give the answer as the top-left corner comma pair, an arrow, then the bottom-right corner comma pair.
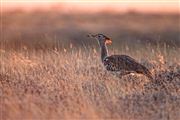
87,33 -> 112,46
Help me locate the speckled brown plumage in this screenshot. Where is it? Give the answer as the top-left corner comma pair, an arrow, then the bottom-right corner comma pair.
103,55 -> 153,79
88,33 -> 153,80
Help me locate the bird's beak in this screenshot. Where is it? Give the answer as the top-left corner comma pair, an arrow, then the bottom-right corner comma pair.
87,34 -> 96,38
105,37 -> 112,44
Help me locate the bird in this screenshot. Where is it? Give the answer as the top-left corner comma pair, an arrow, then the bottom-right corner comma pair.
87,33 -> 153,80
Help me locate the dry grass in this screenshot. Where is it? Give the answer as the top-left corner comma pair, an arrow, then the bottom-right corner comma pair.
0,47 -> 180,120
1,10 -> 180,120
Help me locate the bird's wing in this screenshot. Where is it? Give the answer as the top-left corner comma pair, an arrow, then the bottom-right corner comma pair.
103,55 -> 140,71
103,55 -> 153,79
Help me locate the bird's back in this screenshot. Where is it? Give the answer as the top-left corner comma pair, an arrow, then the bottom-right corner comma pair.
103,55 -> 138,71
103,55 -> 153,79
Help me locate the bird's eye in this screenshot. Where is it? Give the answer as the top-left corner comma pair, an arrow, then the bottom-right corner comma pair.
105,58 -> 108,61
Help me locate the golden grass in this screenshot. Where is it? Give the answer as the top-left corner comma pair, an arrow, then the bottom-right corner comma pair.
1,48 -> 180,120
1,10 -> 180,120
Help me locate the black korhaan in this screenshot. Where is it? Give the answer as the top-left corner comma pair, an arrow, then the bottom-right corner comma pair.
88,33 -> 153,80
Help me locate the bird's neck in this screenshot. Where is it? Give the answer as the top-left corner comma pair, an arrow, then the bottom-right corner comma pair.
100,44 -> 109,62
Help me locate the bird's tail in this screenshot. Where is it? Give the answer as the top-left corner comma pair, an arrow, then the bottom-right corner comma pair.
136,65 -> 153,80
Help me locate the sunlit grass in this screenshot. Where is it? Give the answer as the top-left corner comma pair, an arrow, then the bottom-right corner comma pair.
1,47 -> 179,119
1,10 -> 180,120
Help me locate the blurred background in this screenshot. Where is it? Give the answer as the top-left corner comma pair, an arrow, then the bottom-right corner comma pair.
1,0 -> 180,50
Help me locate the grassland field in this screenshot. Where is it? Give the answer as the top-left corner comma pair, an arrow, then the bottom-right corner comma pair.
0,11 -> 180,120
